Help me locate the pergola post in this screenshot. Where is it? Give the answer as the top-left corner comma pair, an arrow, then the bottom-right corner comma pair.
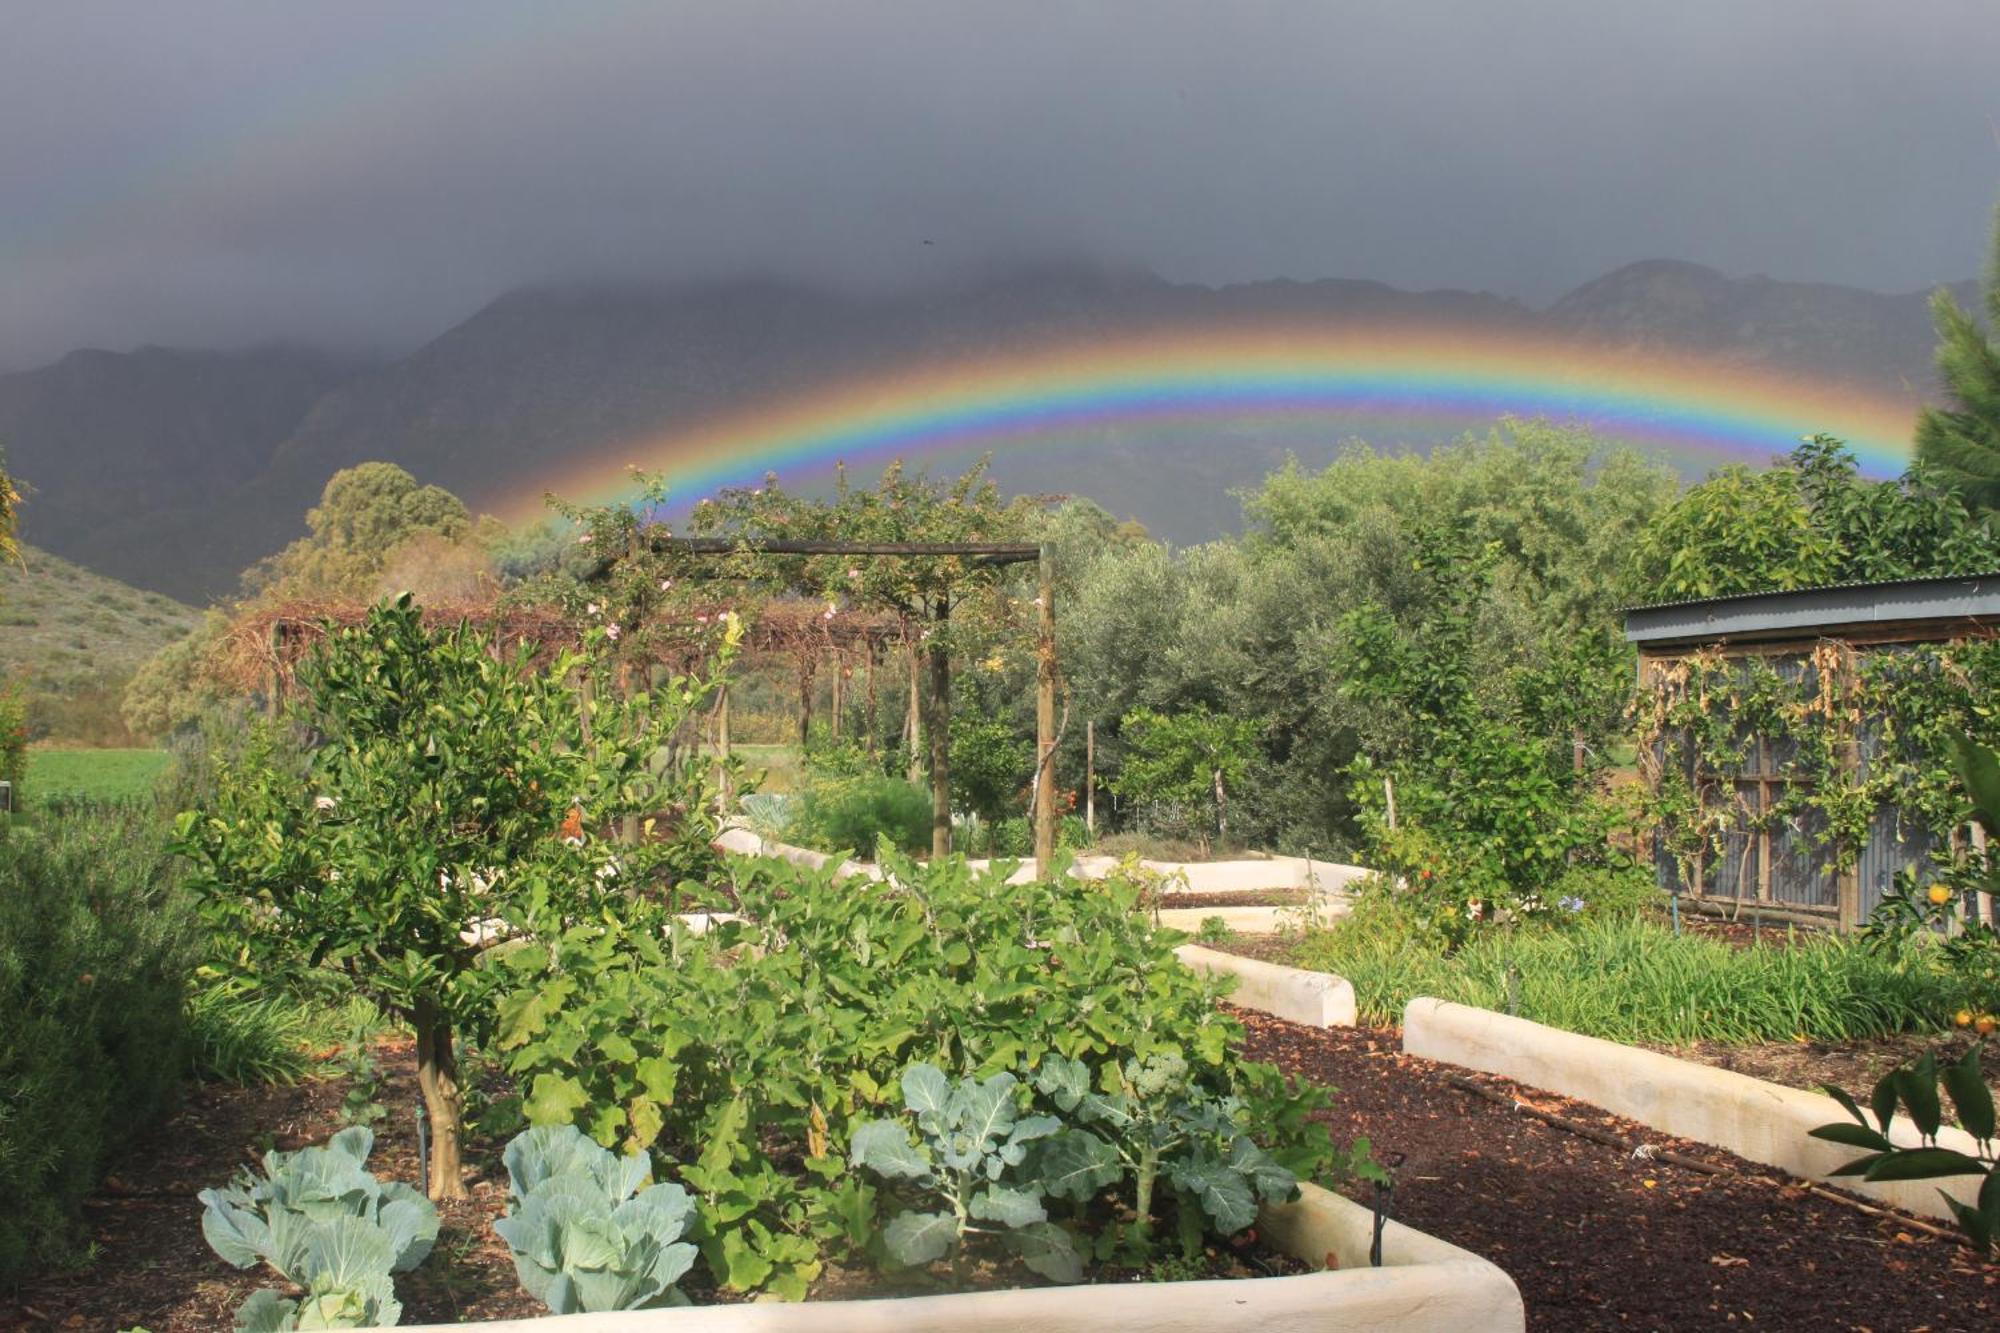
1034,543 -> 1057,878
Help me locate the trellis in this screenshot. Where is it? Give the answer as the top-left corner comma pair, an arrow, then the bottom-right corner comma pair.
592,537 -> 1063,876
219,538 -> 1065,875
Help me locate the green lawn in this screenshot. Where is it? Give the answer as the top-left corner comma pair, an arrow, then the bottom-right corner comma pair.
19,747 -> 171,805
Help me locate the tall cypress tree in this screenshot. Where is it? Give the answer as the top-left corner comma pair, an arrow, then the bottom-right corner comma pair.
1916,210 -> 2000,508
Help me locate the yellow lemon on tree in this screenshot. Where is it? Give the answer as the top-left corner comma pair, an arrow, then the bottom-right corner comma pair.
1928,884 -> 1953,906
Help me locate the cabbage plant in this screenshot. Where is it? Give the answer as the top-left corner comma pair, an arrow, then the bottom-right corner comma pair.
848,1062 -> 1081,1284
198,1126 -> 436,1329
493,1124 -> 699,1313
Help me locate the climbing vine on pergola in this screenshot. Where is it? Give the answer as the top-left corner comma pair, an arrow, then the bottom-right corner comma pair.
574,461 -> 1065,870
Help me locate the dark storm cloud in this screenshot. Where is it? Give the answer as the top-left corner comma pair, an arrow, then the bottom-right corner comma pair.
3,0 -> 1997,369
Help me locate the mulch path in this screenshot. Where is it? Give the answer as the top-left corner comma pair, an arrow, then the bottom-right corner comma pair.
1238,1011 -> 2000,1331
0,1039 -> 542,1333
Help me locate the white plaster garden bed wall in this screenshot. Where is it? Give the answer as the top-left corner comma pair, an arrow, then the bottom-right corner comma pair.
1174,944 -> 1356,1027
713,829 -> 1367,936
1402,998 -> 1984,1222
403,1180 -> 1523,1333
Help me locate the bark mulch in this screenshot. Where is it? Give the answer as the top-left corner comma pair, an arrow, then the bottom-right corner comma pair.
1238,1011 -> 1999,1331
0,1039 -> 542,1333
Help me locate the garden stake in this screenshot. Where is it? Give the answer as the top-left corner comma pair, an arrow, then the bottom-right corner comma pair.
1504,963 -> 1521,1017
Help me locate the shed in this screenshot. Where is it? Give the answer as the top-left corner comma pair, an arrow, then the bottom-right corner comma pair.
1625,573 -> 2000,930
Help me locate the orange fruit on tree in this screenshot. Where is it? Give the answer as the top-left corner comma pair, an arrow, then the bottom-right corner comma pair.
1927,884 -> 1953,906
1956,1009 -> 1976,1028
1977,1014 -> 1998,1036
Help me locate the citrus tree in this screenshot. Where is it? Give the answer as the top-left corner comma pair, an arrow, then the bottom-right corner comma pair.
176,595 -> 732,1198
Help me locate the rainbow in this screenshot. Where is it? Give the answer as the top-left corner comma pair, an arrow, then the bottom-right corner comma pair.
494,323 -> 1922,522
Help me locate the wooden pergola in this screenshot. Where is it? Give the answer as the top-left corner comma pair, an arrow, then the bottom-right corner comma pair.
595,537 -> 1062,875
219,538 -> 1064,876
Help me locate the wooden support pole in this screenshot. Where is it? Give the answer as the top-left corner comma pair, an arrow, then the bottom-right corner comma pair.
1085,719 -> 1096,839
906,639 -> 923,783
927,599 -> 952,859
830,651 -> 844,741
1034,543 -> 1057,878
865,644 -> 880,756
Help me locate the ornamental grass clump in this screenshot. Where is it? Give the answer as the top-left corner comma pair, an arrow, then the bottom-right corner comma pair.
1294,903 -> 1953,1045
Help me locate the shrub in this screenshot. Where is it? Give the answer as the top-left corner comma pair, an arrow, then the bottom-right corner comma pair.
0,802 -> 197,1282
788,772 -> 933,856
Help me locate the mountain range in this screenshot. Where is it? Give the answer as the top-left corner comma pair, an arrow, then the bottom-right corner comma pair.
0,260 -> 1967,603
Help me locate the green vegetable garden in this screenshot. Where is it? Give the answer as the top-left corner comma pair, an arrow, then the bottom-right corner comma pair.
8,219 -> 2000,1329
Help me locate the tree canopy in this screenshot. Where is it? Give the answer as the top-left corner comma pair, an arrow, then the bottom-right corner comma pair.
248,462 -> 477,600
1916,209 -> 2000,508
1631,436 -> 2000,601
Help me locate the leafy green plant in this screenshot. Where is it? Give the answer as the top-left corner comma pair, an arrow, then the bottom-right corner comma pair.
492,1125 -> 700,1314
336,1021 -> 388,1129
491,849 -> 1319,1296
199,1127 -> 437,1329
177,594 -> 729,1198
848,1063 -> 1079,1284
1032,1051 -> 1295,1258
1194,916 -> 1232,945
788,770 -> 933,856
1812,1046 -> 1999,1255
1110,707 -> 1260,853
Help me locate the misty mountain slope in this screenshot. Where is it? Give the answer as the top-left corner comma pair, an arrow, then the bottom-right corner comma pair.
1,261 -> 1959,601
1546,260 -> 1966,394
0,345 -> 366,593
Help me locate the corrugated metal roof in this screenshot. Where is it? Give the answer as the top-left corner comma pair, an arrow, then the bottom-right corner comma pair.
1624,572 -> 2000,648
1623,571 -> 2000,615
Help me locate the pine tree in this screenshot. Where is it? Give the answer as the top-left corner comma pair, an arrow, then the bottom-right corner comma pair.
1916,210 -> 2000,508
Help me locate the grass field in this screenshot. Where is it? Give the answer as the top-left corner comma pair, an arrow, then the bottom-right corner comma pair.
19,747 -> 171,805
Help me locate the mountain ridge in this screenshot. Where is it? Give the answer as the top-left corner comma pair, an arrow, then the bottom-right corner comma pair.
1,259 -> 1966,602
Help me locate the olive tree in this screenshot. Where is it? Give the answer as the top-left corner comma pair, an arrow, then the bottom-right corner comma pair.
176,595 -> 730,1198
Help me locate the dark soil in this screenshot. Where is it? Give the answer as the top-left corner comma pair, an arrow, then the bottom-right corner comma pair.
1666,1031 -> 2000,1106
1237,1011 -> 1999,1331
1203,933 -> 1297,963
0,1038 -> 544,1333
0,1043 -> 1304,1331
1158,889 -> 1308,910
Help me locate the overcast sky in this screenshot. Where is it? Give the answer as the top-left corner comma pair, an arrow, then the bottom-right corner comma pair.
3,1 -> 1997,370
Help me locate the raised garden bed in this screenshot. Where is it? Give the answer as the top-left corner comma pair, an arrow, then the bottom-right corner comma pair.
1237,1012 -> 2000,1331
1401,998 -> 1986,1222
712,829 -> 1364,935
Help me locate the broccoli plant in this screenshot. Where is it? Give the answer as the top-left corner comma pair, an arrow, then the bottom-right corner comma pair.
492,1125 -> 700,1313
847,1063 -> 1080,1284
1032,1051 -> 1296,1258
198,1127 -> 436,1329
